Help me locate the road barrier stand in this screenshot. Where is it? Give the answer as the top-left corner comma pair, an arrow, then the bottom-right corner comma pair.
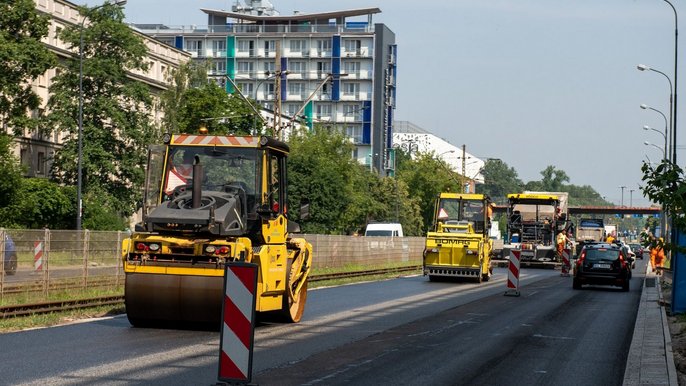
560,248 -> 571,277
34,241 -> 43,272
505,249 -> 521,297
218,262 -> 258,385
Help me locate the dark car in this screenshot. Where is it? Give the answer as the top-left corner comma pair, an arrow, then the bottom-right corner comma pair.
4,234 -> 17,275
573,242 -> 631,291
629,243 -> 644,260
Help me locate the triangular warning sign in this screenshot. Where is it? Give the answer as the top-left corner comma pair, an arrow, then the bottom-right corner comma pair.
438,208 -> 449,220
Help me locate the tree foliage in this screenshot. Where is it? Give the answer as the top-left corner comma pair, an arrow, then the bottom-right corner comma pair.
0,0 -> 56,133
396,151 -> 461,232
159,62 -> 260,135
44,4 -> 153,221
0,133 -> 25,227
641,160 -> 685,251
287,128 -> 359,234
478,159 -> 522,204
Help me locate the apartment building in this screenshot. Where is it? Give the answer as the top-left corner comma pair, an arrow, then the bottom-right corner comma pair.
134,2 -> 398,175
12,0 -> 189,178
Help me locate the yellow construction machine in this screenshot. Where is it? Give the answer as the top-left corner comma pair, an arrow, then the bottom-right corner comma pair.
423,193 -> 493,282
121,131 -> 312,327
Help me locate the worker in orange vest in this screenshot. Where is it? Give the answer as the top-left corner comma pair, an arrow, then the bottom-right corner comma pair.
651,238 -> 665,274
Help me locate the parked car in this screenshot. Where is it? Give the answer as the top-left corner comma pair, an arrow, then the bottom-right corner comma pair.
573,242 -> 631,291
3,234 -> 17,275
629,243 -> 644,260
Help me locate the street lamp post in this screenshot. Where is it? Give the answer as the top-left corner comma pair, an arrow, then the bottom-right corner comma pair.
77,0 -> 126,231
638,66 -> 673,157
619,185 -> 627,207
640,104 -> 669,161
630,189 -> 635,207
644,141 -> 667,159
643,125 -> 668,161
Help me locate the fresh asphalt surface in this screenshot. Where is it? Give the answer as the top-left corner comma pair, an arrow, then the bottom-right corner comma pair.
0,261 -> 644,385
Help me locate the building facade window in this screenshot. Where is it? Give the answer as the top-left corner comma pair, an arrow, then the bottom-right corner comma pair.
315,103 -> 331,118
344,39 -> 361,55
211,39 -> 226,57
185,39 -> 203,56
289,39 -> 306,55
212,60 -> 226,74
289,61 -> 306,76
288,82 -> 305,98
316,39 -> 331,56
264,40 -> 276,55
316,61 -> 330,77
346,125 -> 363,143
237,82 -> 254,97
343,61 -> 360,76
237,39 -> 254,55
237,61 -> 254,76
343,82 -> 359,97
37,151 -> 45,175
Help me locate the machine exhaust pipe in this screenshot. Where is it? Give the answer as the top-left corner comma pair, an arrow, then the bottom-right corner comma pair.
192,156 -> 202,208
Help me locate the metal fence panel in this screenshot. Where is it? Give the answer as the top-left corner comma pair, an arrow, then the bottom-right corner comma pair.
0,229 -> 425,305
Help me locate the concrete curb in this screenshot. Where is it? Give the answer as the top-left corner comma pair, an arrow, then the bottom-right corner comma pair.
623,265 -> 678,386
657,274 -> 679,386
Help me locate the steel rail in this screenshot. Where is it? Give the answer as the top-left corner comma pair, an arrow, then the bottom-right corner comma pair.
0,266 -> 422,319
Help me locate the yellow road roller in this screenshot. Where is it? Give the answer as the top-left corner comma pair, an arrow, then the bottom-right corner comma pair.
122,131 -> 312,327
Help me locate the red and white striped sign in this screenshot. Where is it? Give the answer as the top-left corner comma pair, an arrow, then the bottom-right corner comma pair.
218,263 -> 258,383
505,249 -> 521,296
560,248 -> 571,277
172,135 -> 259,147
34,241 -> 43,271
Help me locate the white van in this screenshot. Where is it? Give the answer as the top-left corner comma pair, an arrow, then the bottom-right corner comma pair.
364,223 -> 404,237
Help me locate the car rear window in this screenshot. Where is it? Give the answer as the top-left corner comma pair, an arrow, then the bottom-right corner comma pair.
584,248 -> 620,262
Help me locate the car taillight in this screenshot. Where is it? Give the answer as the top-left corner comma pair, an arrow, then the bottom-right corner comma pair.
135,242 -> 148,251
619,254 -> 627,269
577,251 -> 586,266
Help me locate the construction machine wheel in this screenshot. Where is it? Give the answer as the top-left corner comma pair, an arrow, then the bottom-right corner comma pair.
280,259 -> 308,323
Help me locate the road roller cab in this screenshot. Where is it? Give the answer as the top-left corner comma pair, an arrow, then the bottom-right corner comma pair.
423,193 -> 493,282
122,132 -> 312,327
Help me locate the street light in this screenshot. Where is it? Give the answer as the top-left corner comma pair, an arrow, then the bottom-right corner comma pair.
644,141 -> 667,159
77,0 -> 127,231
638,65 -> 673,158
640,104 -> 669,160
643,125 -> 668,161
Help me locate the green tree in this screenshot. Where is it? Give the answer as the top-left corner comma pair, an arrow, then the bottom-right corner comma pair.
10,179 -> 74,229
158,61 -> 208,134
477,159 -> 523,204
287,128 -> 359,234
396,151 -> 461,232
0,0 -> 56,133
44,4 -> 153,223
641,160 -> 686,252
0,133 -> 25,227
159,62 -> 260,135
539,165 -> 570,191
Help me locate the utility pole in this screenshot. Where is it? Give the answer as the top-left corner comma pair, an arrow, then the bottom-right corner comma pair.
461,144 -> 466,193
274,40 -> 282,138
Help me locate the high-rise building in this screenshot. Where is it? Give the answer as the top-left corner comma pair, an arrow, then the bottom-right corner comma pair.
134,3 -> 397,175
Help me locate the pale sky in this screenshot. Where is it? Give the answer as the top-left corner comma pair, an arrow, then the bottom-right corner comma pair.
77,0 -> 684,206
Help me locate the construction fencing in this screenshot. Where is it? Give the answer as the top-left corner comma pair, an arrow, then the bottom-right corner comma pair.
0,229 -> 425,304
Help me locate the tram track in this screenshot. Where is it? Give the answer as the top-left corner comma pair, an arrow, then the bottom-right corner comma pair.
0,265 -> 422,319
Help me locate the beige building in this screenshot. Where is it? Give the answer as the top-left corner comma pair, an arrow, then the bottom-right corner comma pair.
11,0 -> 190,178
